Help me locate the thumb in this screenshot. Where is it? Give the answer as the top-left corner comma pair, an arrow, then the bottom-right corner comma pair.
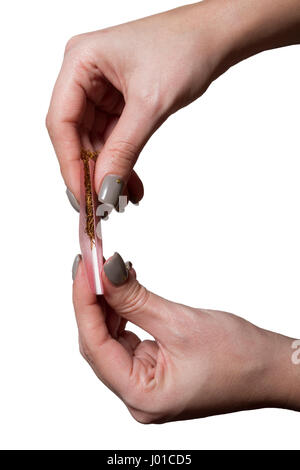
95,99 -> 159,208
102,252 -> 168,339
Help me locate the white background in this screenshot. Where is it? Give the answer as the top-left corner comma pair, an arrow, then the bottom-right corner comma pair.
0,0 -> 299,450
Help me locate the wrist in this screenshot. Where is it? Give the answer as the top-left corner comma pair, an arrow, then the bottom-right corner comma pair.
260,330 -> 300,411
201,0 -> 300,78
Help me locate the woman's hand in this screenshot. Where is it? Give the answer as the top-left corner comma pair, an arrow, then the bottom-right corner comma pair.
47,1 -> 230,206
46,0 -> 300,209
72,253 -> 300,423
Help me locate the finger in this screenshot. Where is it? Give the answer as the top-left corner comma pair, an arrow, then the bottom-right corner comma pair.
92,111 -> 144,206
98,82 -> 124,115
105,303 -> 122,339
79,99 -> 95,152
118,330 -> 141,356
96,170 -> 143,216
90,110 -> 108,152
102,252 -> 170,339
94,98 -> 159,206
127,170 -> 144,205
46,66 -> 86,199
117,317 -> 128,336
72,255 -> 133,396
46,55 -> 110,200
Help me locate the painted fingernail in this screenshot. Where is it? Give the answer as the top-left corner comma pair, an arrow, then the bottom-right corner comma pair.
72,254 -> 82,280
66,188 -> 80,212
98,175 -> 124,209
104,252 -> 128,286
96,203 -> 112,220
125,261 -> 132,270
116,195 -> 128,213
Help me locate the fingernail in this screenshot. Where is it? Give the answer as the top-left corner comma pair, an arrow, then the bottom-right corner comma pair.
125,261 -> 132,270
104,252 -> 128,286
72,254 -> 82,280
66,188 -> 80,212
129,194 -> 140,206
98,175 -> 124,209
96,203 -> 112,220
116,195 -> 128,213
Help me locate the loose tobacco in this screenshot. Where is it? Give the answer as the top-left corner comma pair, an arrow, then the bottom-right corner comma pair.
81,149 -> 98,245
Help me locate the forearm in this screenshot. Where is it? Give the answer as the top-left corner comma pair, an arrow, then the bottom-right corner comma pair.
223,0 -> 300,67
189,0 -> 300,78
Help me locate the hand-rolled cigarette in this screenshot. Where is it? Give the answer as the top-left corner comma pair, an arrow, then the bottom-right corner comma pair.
79,149 -> 103,295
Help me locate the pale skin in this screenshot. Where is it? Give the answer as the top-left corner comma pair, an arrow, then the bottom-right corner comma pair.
47,0 -> 300,422
74,258 -> 300,423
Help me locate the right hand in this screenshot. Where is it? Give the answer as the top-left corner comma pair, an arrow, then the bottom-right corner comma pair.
72,252 -> 300,423
46,1 -> 232,204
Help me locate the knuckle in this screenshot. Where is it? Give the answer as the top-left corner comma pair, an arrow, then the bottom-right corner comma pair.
128,405 -> 166,424
45,113 -> 57,141
64,32 -> 95,57
45,113 -> 52,132
132,412 -> 154,425
118,283 -> 151,317
133,88 -> 164,118
79,343 -> 87,360
64,34 -> 83,54
107,140 -> 138,169
126,391 -> 172,425
79,338 -> 93,365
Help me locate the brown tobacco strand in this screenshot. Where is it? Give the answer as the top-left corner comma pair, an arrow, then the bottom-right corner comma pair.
80,149 -> 98,245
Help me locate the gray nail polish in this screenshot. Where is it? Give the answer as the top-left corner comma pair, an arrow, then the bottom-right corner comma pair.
66,188 -> 80,212
98,175 -> 124,208
104,252 -> 128,286
96,203 -> 112,220
116,195 -> 128,213
72,254 -> 82,280
125,261 -> 132,270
